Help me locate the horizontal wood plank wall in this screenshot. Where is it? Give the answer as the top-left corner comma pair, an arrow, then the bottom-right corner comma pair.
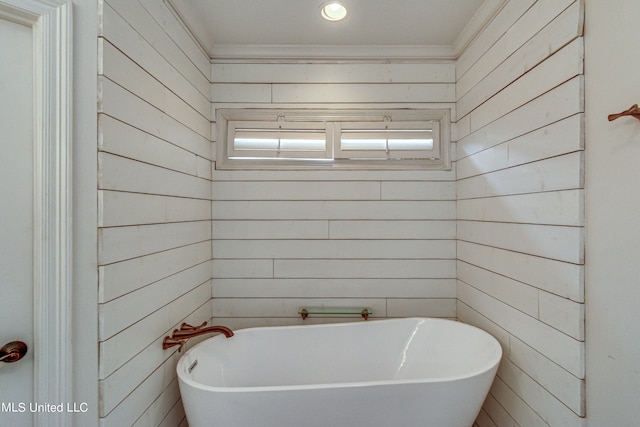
98,0 -> 211,426
456,1 -> 585,426
211,60 -> 457,329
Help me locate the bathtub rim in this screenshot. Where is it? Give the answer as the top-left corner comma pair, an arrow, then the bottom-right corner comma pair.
176,317 -> 503,394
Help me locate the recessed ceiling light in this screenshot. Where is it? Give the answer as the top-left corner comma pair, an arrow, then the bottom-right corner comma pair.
321,2 -> 348,22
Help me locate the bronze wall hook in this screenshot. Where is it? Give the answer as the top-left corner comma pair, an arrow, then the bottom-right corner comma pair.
608,104 -> 640,122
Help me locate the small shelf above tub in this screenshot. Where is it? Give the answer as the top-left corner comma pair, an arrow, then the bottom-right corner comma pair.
298,307 -> 372,320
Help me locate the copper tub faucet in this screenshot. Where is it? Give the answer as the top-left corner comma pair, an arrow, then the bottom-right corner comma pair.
163,321 -> 234,351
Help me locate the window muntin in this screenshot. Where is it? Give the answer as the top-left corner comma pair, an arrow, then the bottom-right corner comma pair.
216,109 -> 450,170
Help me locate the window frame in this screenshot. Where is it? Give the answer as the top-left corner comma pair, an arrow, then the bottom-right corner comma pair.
215,108 -> 451,170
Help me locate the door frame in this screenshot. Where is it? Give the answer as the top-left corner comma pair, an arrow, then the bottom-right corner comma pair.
0,1 -> 72,426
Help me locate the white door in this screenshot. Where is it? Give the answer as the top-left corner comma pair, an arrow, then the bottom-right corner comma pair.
0,15 -> 35,427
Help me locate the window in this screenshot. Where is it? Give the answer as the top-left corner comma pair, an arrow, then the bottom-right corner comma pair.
216,109 -> 450,170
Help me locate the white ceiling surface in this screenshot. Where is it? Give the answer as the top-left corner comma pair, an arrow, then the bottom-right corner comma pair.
169,0 -> 504,59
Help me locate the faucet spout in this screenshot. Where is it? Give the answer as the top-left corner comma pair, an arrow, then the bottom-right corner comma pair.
162,322 -> 233,351
173,325 -> 234,339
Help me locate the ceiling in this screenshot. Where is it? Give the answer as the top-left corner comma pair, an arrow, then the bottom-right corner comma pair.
168,0 -> 505,59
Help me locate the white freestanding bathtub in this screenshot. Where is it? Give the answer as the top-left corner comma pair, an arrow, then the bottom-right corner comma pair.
177,318 -> 502,427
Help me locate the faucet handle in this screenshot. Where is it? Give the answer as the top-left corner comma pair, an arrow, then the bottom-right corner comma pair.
179,321 -> 207,331
162,336 -> 187,352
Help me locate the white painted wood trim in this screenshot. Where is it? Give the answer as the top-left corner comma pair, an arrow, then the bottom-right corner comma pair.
0,1 -> 73,426
209,44 -> 457,61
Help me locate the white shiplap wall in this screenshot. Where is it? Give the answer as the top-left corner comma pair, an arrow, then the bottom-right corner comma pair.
456,1 -> 585,426
93,1 -> 586,425
97,0 -> 212,426
211,61 -> 457,329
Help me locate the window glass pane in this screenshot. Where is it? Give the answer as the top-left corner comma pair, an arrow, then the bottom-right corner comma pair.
234,129 -> 326,151
341,138 -> 387,150
234,137 -> 279,150
388,138 -> 433,150
341,129 -> 433,151
279,138 -> 325,151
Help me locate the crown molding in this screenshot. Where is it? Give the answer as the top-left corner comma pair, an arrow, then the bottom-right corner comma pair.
210,44 -> 457,62
453,0 -> 509,55
164,0 -> 213,57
